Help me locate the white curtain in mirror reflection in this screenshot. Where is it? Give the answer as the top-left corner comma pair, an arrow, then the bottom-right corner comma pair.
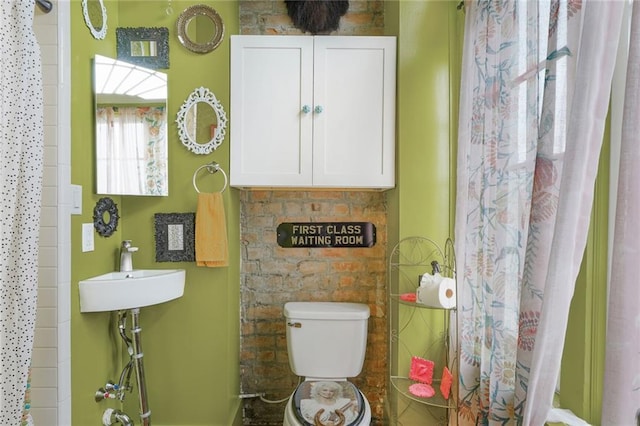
96,106 -> 167,195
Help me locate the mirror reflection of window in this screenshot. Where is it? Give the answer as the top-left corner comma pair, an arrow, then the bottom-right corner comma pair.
130,40 -> 158,57
95,106 -> 167,196
94,55 -> 169,196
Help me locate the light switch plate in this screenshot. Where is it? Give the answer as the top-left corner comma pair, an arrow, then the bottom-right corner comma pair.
82,223 -> 94,252
71,184 -> 82,215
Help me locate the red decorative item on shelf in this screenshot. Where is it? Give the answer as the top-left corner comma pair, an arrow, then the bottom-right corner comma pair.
440,366 -> 453,399
408,383 -> 435,398
409,356 -> 434,384
400,292 -> 416,302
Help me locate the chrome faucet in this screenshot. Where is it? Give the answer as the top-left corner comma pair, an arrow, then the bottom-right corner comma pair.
120,240 -> 138,272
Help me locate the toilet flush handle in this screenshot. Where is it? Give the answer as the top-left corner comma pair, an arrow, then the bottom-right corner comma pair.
287,322 -> 302,328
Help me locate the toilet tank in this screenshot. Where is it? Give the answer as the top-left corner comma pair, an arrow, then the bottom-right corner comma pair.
284,302 -> 370,379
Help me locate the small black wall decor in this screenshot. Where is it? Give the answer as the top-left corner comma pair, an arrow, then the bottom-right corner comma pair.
285,1 -> 349,34
154,213 -> 196,262
93,197 -> 119,237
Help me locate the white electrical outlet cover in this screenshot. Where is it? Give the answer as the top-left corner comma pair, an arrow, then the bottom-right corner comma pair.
82,223 -> 94,252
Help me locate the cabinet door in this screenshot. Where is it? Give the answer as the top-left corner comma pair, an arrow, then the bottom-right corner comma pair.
230,36 -> 314,187
312,36 -> 396,189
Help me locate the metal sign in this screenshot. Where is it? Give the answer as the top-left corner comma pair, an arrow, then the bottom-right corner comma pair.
277,222 -> 376,248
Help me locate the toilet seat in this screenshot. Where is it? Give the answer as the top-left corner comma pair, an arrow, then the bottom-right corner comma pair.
290,380 -> 366,426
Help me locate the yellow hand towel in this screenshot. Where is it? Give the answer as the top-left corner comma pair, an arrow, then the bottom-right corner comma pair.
195,192 -> 229,267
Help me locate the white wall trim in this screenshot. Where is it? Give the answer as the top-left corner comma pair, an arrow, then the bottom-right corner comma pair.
57,1 -> 72,425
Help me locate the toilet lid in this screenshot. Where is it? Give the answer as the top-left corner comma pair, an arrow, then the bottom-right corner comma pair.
291,380 -> 365,426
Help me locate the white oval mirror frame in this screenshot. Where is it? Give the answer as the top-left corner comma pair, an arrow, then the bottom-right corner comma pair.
82,0 -> 107,40
176,87 -> 227,155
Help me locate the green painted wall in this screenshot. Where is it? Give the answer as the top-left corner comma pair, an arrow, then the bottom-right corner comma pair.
70,1 -> 604,425
395,0 -> 458,244
385,1 -> 463,423
71,1 -> 461,423
386,0 -> 461,276
559,114 -> 610,424
71,1 -> 241,425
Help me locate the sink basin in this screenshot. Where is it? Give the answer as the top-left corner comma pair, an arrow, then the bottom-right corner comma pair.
79,269 -> 186,313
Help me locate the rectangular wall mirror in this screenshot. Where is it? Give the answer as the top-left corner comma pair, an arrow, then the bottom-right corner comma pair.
116,27 -> 170,69
93,54 -> 169,196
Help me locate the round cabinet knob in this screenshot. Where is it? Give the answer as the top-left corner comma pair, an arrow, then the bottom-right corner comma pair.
314,105 -> 324,114
302,105 -> 311,114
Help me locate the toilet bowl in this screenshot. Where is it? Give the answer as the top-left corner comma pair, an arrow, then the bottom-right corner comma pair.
283,379 -> 371,426
283,302 -> 371,426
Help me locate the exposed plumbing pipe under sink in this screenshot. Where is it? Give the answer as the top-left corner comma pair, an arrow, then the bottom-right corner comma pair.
94,244 -> 153,426
130,307 -> 152,425
97,309 -> 151,425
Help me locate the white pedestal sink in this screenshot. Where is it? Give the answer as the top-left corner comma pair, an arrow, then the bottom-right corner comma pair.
79,269 -> 185,313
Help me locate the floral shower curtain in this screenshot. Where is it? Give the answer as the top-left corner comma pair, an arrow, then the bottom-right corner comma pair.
602,1 -> 640,423
0,0 -> 43,424
455,1 -> 623,424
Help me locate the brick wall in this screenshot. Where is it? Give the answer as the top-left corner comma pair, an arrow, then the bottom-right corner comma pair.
237,3 -> 388,424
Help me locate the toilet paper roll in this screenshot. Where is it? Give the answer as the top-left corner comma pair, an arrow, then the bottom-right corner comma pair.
416,274 -> 456,309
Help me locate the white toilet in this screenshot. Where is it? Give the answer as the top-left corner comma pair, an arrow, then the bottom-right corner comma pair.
283,302 -> 372,426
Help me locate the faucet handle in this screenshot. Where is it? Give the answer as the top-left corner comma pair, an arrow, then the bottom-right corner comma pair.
121,240 -> 138,252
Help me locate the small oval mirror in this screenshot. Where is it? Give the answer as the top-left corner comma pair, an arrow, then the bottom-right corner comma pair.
176,87 -> 227,155
176,4 -> 224,54
82,0 -> 107,40
185,102 -> 218,146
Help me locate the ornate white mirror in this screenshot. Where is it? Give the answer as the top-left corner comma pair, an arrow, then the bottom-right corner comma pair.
93,55 -> 169,196
176,4 -> 224,54
82,0 -> 107,40
176,87 -> 227,155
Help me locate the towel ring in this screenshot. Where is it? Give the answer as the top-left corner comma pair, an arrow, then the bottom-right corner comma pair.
192,162 -> 228,193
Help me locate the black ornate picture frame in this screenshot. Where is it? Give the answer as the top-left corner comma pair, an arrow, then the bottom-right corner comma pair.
93,197 -> 119,237
154,213 -> 195,262
116,27 -> 169,69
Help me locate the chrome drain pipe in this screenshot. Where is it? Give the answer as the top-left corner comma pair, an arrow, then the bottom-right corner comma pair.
102,408 -> 134,426
118,311 -> 134,357
130,308 -> 151,426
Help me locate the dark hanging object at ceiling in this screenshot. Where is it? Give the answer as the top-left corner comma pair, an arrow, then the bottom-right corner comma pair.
36,0 -> 53,13
285,1 -> 349,34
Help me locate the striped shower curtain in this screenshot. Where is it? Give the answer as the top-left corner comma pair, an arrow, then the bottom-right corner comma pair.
0,0 -> 43,423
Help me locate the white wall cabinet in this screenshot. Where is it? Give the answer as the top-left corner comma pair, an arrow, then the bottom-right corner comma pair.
230,35 -> 396,189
